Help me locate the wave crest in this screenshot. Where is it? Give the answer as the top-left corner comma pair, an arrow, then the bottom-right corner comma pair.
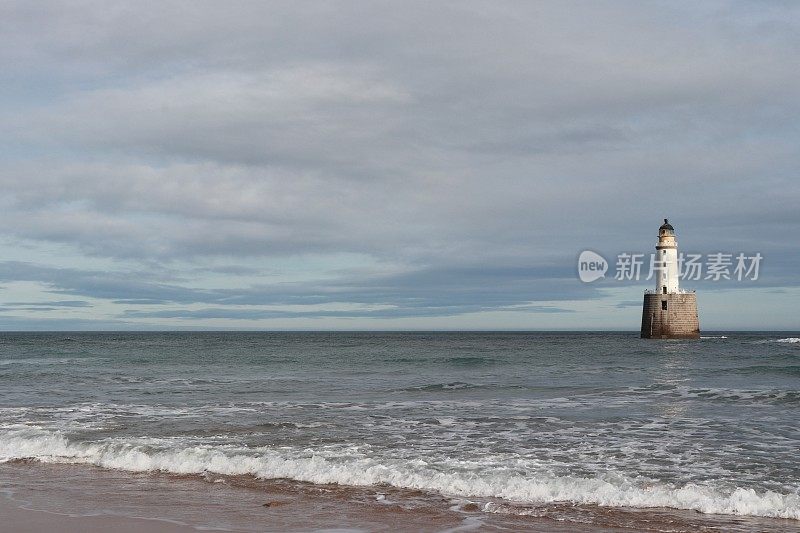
1,425 -> 798,520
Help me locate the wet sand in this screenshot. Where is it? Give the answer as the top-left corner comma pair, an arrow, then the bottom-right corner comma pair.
0,498 -> 195,533
2,462 -> 798,532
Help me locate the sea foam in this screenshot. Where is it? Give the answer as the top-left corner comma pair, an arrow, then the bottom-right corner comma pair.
1,425 -> 798,520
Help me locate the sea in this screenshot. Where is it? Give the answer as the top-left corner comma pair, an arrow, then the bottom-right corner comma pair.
0,332 -> 798,532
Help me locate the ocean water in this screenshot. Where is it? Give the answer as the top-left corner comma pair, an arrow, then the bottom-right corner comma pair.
0,332 -> 799,531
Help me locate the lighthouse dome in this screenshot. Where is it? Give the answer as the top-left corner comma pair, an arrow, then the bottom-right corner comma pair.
659,218 -> 674,233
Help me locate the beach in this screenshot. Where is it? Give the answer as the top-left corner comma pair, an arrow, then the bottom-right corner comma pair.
0,498 -> 194,533
5,461 -> 797,532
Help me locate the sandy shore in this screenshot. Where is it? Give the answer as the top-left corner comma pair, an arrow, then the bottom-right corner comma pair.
0,498 -> 196,533
2,462 -> 798,533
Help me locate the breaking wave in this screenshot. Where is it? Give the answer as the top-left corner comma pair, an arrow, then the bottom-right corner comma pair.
443,356 -> 497,366
670,386 -> 800,404
753,337 -> 800,344
399,381 -> 487,392
1,425 -> 798,521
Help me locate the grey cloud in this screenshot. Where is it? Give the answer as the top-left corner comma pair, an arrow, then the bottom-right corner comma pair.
0,260 -> 593,317
121,304 -> 573,321
0,262 -> 214,305
0,307 -> 63,312
2,152 -> 798,267
0,2 -> 798,326
0,257 -> 788,324
3,300 -> 91,307
0,315 -> 155,331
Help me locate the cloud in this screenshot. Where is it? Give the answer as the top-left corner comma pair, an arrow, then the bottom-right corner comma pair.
1,300 -> 92,313
121,303 -> 573,321
0,260 -> 591,313
0,262 -> 214,305
0,2 -> 798,327
3,300 -> 91,307
0,314 -> 149,331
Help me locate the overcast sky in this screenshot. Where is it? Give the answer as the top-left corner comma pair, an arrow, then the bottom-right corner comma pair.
1,1 -> 798,330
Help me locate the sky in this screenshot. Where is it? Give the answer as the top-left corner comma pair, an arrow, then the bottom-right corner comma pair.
0,1 -> 798,331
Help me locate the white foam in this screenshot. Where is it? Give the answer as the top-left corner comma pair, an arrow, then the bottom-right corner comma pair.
776,338 -> 800,343
668,386 -> 798,404
1,426 -> 798,521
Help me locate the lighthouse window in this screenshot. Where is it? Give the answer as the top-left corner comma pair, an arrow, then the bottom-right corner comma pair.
661,300 -> 668,310
662,286 -> 667,294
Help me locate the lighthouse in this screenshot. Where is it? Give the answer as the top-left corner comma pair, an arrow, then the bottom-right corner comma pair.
640,219 -> 700,339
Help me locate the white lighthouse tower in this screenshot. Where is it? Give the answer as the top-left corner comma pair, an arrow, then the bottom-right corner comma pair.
640,218 -> 700,339
656,219 -> 679,294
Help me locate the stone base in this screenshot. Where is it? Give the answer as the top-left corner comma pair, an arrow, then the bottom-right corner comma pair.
640,293 -> 700,339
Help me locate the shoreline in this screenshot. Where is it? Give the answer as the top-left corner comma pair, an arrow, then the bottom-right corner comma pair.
3,462 -> 799,533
